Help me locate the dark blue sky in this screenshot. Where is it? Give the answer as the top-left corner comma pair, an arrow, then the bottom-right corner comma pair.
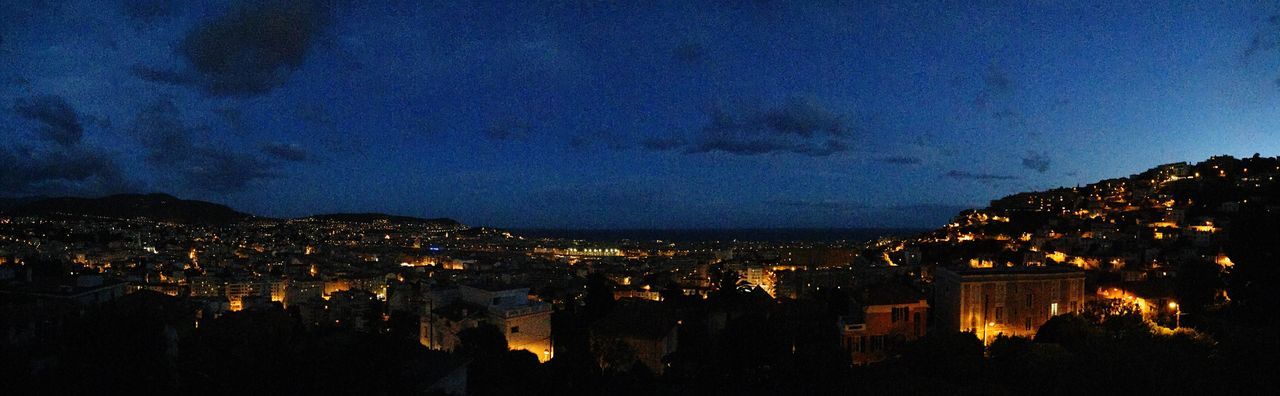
3,1 -> 1280,228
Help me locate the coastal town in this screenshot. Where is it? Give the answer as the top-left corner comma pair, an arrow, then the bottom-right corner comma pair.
2,154 -> 1275,393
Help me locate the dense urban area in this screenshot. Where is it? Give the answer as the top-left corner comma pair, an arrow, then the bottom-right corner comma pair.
4,155 -> 1280,394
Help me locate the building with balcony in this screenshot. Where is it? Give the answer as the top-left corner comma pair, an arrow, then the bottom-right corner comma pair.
838,283 -> 929,364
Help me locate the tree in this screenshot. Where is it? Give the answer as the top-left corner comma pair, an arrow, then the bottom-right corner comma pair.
1034,314 -> 1106,353
583,274 -> 616,321
457,324 -> 507,360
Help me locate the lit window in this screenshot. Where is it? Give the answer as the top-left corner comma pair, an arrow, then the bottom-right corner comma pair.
1050,302 -> 1059,316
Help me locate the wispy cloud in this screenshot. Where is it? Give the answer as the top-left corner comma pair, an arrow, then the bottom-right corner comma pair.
673,40 -> 706,63
2,94 -> 132,196
128,99 -> 283,192
13,95 -> 83,146
484,117 -> 535,141
639,136 -> 685,151
1021,151 -> 1050,173
765,199 -> 869,210
875,155 -> 923,165
262,142 -> 308,162
973,64 -> 1013,110
945,170 -> 1018,181
679,96 -> 856,156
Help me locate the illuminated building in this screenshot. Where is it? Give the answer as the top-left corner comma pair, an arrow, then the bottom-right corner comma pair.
420,284 -> 553,362
742,265 -> 776,297
188,276 -> 224,298
839,284 -> 929,365
285,279 -> 324,308
614,284 -> 662,301
934,266 -> 1085,344
533,246 -> 625,258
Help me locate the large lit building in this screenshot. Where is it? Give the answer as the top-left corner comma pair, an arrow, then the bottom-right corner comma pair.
420,284 -> 553,361
934,266 -> 1085,344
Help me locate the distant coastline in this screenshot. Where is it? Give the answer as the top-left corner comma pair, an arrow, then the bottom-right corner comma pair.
510,228 -> 928,243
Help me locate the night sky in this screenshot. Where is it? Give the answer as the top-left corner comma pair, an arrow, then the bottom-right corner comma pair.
4,1 -> 1280,229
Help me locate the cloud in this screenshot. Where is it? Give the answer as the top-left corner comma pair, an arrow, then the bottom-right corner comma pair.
295,103 -> 335,128
0,145 -> 133,197
1242,10 -> 1280,86
973,64 -> 1013,110
181,149 -> 278,192
128,99 -> 281,192
121,0 -> 179,24
567,131 -> 628,151
673,41 -> 705,63
1021,151 -> 1050,173
262,142 -> 308,162
756,97 -> 852,137
875,155 -> 923,165
2,95 -> 131,196
13,95 -> 83,146
130,99 -> 199,165
213,107 -> 249,135
945,170 -> 1018,181
3,75 -> 30,88
682,97 -> 855,156
134,0 -> 330,96
518,183 -> 675,228
639,137 -> 685,151
991,109 -> 1021,120
886,203 -> 974,212
766,199 -> 869,210
131,64 -> 199,86
485,118 -> 534,141
909,134 -> 959,157
1243,12 -> 1280,60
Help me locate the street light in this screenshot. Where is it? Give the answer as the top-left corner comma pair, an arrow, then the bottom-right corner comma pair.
983,321 -> 996,346
1168,301 -> 1180,329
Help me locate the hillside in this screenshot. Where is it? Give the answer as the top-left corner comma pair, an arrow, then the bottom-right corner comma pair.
899,154 -> 1280,285
5,193 -> 251,224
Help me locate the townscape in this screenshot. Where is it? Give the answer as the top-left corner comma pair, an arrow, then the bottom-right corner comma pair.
4,155 -> 1279,394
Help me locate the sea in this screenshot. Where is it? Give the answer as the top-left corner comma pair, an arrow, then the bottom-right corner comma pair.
510,228 -> 927,243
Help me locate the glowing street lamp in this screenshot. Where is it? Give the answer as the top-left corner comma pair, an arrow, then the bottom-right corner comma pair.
983,321 -> 996,346
1168,302 -> 1181,329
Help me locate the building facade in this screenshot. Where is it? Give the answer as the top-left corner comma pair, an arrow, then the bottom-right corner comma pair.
420,284 -> 553,362
934,266 -> 1085,344
839,285 -> 929,364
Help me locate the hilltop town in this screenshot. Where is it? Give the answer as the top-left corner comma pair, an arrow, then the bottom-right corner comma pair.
2,155 -> 1278,394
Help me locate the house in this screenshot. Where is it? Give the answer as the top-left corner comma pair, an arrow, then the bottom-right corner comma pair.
590,299 -> 678,374
838,283 -> 929,364
420,284 -> 553,361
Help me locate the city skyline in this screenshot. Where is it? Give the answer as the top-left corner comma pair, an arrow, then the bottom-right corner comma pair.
6,1 -> 1280,229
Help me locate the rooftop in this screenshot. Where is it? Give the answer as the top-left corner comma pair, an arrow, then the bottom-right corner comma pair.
941,264 -> 1084,278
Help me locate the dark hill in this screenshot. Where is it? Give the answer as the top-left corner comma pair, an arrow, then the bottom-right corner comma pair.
7,193 -> 251,224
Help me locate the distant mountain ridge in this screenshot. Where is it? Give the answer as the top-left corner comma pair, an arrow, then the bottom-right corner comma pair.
4,193 -> 251,224
301,213 -> 463,227
0,194 -> 463,227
